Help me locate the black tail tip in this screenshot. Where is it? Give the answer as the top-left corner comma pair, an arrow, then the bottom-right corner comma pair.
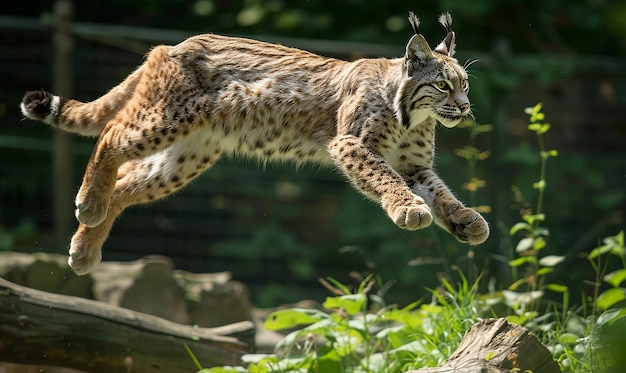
21,90 -> 54,119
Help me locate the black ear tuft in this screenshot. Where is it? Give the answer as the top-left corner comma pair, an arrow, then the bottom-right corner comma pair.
438,12 -> 453,33
408,11 -> 420,34
434,13 -> 456,57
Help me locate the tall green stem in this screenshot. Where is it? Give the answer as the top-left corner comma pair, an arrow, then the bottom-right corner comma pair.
535,132 -> 547,222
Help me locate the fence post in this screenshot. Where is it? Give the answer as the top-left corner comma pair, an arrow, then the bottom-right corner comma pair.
52,0 -> 75,252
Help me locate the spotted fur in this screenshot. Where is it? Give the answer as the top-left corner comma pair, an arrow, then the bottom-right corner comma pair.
20,13 -> 489,275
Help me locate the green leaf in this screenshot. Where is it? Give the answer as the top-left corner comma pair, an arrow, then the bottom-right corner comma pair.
528,123 -> 542,132
506,311 -> 538,326
588,244 -> 613,261
455,146 -> 480,159
545,283 -> 568,293
522,213 -> 545,225
539,255 -> 565,267
503,290 -> 543,308
515,237 -> 534,253
532,179 -> 546,191
264,308 -> 328,330
604,269 -> 626,288
524,103 -> 542,116
315,347 -> 343,372
525,102 -> 545,123
537,267 -> 554,276
323,294 -> 366,316
473,124 -> 494,134
548,149 -> 558,157
596,308 -> 626,327
510,222 -> 532,236
596,288 -> 626,310
508,278 -> 528,291
380,307 -> 425,327
276,319 -> 333,350
533,236 -> 547,251
537,123 -> 551,134
533,227 -> 550,237
420,303 -> 443,314
558,333 -> 579,344
509,256 -> 533,267
241,353 -> 277,364
323,277 -> 351,295
198,367 -> 248,373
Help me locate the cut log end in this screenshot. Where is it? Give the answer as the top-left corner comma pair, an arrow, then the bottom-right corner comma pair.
409,318 -> 561,373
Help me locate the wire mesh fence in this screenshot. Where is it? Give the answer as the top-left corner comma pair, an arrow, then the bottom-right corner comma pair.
1,15 -> 624,305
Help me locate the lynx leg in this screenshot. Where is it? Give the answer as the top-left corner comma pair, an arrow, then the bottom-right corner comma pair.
328,134 -> 432,230
75,129 -> 133,227
69,142 -> 222,274
75,118 -> 179,227
410,168 -> 489,244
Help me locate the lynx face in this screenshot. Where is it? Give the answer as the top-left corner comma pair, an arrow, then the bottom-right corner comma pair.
396,16 -> 472,130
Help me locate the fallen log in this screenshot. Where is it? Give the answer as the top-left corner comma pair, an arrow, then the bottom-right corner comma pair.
409,317 -> 561,373
0,276 -> 560,373
0,277 -> 253,373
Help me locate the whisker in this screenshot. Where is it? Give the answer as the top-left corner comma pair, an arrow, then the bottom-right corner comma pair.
463,58 -> 481,70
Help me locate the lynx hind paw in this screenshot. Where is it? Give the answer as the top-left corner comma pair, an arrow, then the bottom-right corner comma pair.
68,237 -> 102,275
75,194 -> 109,228
385,199 -> 433,230
449,206 -> 489,245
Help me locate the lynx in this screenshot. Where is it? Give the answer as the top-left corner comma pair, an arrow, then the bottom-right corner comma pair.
20,12 -> 489,275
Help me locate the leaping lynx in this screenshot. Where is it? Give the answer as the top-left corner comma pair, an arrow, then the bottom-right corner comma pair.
20,12 -> 489,275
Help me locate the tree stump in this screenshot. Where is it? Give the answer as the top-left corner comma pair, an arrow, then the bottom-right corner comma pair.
408,317 -> 561,373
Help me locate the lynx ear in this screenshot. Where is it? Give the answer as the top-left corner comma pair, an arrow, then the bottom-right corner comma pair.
434,12 -> 456,57
405,12 -> 434,74
405,34 -> 434,66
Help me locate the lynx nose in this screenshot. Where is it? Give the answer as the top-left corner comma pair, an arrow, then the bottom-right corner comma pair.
458,102 -> 470,113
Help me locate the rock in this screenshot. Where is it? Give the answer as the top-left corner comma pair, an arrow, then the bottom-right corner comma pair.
92,255 -> 191,324
0,252 -> 94,298
0,252 -> 254,328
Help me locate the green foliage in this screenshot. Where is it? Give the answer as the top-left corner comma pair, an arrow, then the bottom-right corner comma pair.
485,104 -> 625,372
196,274 -> 481,373
191,103 -> 625,373
506,104 -> 563,306
455,120 -> 492,212
589,230 -> 626,313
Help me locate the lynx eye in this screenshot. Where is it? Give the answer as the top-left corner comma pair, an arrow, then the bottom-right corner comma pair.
435,81 -> 450,91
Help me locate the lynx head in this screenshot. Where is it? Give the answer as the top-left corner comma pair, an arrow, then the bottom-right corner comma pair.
396,12 -> 471,129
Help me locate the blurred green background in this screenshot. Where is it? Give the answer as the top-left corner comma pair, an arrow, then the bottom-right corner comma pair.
0,0 -> 624,307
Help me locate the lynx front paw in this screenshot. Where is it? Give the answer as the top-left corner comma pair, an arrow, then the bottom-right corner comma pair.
383,196 -> 433,230
69,233 -> 103,275
448,205 -> 489,245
